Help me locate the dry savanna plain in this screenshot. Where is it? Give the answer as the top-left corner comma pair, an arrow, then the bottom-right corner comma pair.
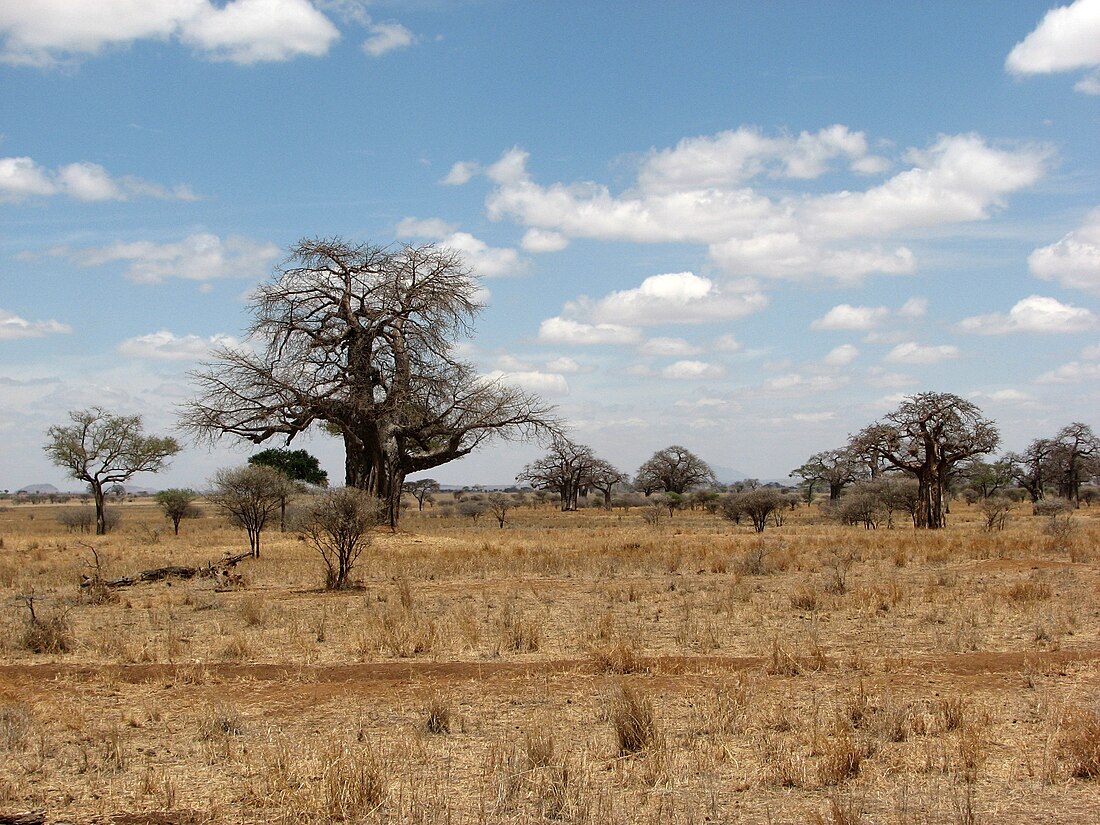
0,493 -> 1098,825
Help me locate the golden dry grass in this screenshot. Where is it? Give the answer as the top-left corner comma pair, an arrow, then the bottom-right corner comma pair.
0,494 -> 1097,823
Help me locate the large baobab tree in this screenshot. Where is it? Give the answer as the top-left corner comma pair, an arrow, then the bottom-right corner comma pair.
516,437 -> 597,511
1048,422 -> 1099,504
182,239 -> 558,526
635,445 -> 717,495
850,392 -> 998,529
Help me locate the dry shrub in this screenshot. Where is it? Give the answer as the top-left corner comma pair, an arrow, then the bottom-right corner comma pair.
425,694 -> 452,734
817,723 -> 864,786
955,724 -> 985,785
758,735 -> 804,787
322,740 -> 386,819
219,634 -> 254,661
1057,704 -> 1100,779
736,544 -> 771,576
766,638 -> 802,676
498,601 -> 541,652
810,793 -> 866,825
530,759 -> 571,820
237,594 -> 271,626
589,638 -> 645,674
21,610 -> 71,654
524,725 -> 556,769
790,584 -> 820,612
766,636 -> 827,676
1006,578 -> 1053,602
609,683 -> 657,755
694,680 -> 749,737
376,604 -> 438,657
0,703 -> 32,752
938,697 -> 966,733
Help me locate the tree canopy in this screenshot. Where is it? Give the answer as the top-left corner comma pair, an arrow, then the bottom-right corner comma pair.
516,437 -> 624,511
248,448 -> 328,487
850,392 -> 998,529
182,238 -> 557,526
44,408 -> 180,535
635,445 -> 716,495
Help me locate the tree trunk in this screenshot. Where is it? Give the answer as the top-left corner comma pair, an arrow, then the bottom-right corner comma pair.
915,474 -> 933,529
92,482 -> 107,536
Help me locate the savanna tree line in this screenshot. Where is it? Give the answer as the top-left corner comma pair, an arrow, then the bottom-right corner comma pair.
34,239 -> 1099,579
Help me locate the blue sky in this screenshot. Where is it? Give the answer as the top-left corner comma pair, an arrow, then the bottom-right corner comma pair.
1,0 -> 1099,490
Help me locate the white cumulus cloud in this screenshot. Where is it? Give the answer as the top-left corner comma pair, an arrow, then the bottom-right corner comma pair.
0,156 -> 196,203
483,370 -> 569,396
73,233 -> 280,283
537,317 -> 641,346
811,303 -> 890,330
1006,0 -> 1100,93
1028,208 -> 1100,293
1038,360 -> 1100,383
958,295 -> 1097,334
441,161 -> 480,186
362,20 -> 414,57
574,272 -> 768,326
482,130 -> 1048,283
639,337 -> 703,357
884,342 -> 960,364
823,344 -> 859,366
521,228 -> 569,253
117,330 -> 241,361
0,309 -> 72,339
396,219 -> 524,277
0,0 -> 341,66
661,360 -> 724,380
396,216 -> 459,238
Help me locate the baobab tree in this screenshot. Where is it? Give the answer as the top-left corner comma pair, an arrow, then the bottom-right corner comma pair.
182,239 -> 558,526
587,458 -> 628,510
1048,423 -> 1099,504
850,392 -> 998,529
516,437 -> 597,511
635,445 -> 716,495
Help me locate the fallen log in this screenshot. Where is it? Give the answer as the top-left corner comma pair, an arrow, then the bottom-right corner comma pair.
0,811 -> 46,825
81,551 -> 253,589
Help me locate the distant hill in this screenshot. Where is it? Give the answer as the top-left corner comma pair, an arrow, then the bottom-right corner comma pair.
15,483 -> 59,495
710,464 -> 750,485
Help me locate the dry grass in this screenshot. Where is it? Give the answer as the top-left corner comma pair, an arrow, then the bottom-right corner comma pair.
0,496 -> 1097,823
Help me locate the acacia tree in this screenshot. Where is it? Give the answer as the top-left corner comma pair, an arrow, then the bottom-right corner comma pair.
155,488 -> 201,535
850,392 -> 998,529
402,478 -> 440,510
517,437 -> 596,511
44,408 -> 180,535
208,465 -> 291,558
182,239 -> 557,526
790,448 -> 863,501
299,487 -> 383,589
635,445 -> 716,495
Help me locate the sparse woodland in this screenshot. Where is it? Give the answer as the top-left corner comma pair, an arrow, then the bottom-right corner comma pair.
0,489 -> 1097,824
